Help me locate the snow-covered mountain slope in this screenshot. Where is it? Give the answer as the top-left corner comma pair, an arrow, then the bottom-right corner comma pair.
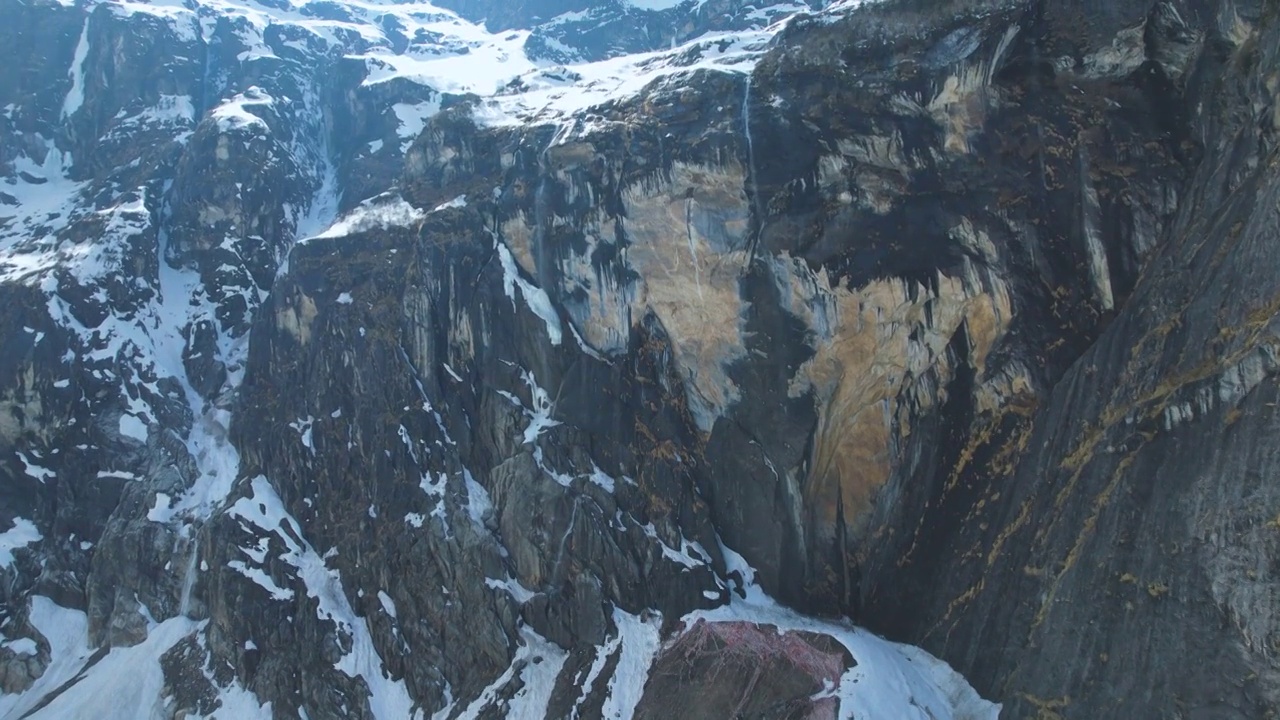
8,0 -> 1275,717
0,0 -> 999,716
0,0 -> 823,538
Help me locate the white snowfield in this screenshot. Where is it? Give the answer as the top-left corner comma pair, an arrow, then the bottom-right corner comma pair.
0,519 -> 42,569
0,0 -> 867,280
93,0 -> 837,128
691,545 -> 1002,720
0,541 -> 999,720
0,598 -> 269,720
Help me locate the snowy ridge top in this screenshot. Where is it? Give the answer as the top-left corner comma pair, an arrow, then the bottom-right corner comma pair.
86,0 -> 867,126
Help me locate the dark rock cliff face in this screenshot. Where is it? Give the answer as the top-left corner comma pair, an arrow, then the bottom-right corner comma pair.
1,0 -> 1278,717
860,2 -> 1280,717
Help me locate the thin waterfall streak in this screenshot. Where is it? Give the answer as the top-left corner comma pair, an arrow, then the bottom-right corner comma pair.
532,122 -> 567,284
552,501 -> 579,583
686,198 -> 703,301
742,75 -> 764,261
179,537 -> 199,617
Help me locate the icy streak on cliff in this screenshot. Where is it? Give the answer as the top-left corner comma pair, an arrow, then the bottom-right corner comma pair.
453,627 -> 567,720
1077,143 -> 1115,310
230,476 -> 418,719
569,632 -> 622,719
742,74 -> 765,250
61,14 -> 91,119
497,238 -> 563,346
602,609 -> 663,720
154,206 -> 245,519
178,538 -> 199,617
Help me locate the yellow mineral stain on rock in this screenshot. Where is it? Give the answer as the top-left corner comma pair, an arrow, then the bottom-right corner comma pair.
621,162 -> 752,427
215,135 -> 232,162
927,25 -> 1018,155
402,288 -> 433,373
814,135 -> 912,215
197,203 -> 235,226
499,214 -> 538,276
503,158 -> 753,429
276,291 -> 318,345
1081,24 -> 1147,79
0,363 -> 47,445
779,249 -> 1012,546
547,141 -> 597,170
446,265 -> 476,365
929,69 -> 988,155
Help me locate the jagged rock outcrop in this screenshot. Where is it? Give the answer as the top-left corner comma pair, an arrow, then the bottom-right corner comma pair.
2,0 -> 1279,717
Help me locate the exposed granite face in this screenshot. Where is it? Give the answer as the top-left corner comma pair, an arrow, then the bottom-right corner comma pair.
2,0 -> 1279,716
857,2 -> 1280,717
211,211 -> 728,713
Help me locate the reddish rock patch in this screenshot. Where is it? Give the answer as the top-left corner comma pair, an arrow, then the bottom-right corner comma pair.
635,620 -> 853,720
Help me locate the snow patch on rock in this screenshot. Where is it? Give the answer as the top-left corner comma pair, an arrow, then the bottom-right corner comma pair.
497,240 -> 562,345
310,195 -> 424,240
211,87 -> 274,131
393,98 -> 442,151
0,597 -> 230,720
229,476 -> 419,719
682,543 -> 1003,720
61,15 -> 91,119
0,518 -> 41,568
